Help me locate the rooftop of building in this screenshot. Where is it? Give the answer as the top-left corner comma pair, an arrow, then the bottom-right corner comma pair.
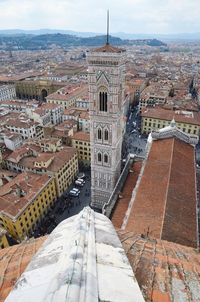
0,236 -> 47,302
18,146 -> 77,173
3,207 -> 144,302
63,107 -> 88,116
40,103 -> 63,110
1,208 -> 200,302
111,161 -> 143,229
71,131 -> 90,142
118,230 -> 200,302
123,136 -> 197,248
141,106 -> 200,125
46,84 -> 87,101
93,43 -> 125,54
0,172 -> 52,218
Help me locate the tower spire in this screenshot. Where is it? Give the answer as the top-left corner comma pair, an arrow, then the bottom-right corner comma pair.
106,10 -> 109,45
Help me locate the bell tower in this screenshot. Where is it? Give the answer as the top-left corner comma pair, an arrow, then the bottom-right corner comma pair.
87,13 -> 126,211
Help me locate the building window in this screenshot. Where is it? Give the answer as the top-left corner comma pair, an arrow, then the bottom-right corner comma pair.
104,129 -> 109,141
98,128 -> 102,140
98,153 -> 102,162
104,154 -> 108,163
99,91 -> 108,112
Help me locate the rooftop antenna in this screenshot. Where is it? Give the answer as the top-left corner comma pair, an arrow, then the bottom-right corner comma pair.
106,10 -> 109,45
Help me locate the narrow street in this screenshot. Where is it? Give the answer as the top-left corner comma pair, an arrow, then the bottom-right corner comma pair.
33,171 -> 91,237
123,105 -> 147,158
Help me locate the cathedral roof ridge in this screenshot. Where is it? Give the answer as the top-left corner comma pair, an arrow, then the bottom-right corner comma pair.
4,207 -> 144,302
151,119 -> 199,145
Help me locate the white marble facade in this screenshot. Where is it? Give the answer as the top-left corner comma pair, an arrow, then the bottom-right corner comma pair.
87,47 -> 126,210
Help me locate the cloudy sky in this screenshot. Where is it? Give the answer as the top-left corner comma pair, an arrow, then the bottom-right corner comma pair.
0,0 -> 200,34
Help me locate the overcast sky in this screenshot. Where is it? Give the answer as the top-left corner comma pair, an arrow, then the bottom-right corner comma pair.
0,0 -> 200,34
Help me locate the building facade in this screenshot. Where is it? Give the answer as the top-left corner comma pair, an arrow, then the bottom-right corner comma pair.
141,107 -> 200,135
0,85 -> 16,101
0,172 -> 57,242
87,44 -> 126,210
71,131 -> 91,166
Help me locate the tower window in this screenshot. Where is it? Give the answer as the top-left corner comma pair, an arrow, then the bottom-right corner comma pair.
104,154 -> 108,163
104,129 -> 109,141
98,153 -> 102,162
99,91 -> 108,112
98,128 -> 102,140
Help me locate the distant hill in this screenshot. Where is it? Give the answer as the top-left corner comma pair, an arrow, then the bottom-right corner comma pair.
0,33 -> 166,50
1,29 -> 200,41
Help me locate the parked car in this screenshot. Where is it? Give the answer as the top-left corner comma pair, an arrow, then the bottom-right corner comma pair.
77,178 -> 85,184
77,173 -> 85,179
69,189 -> 80,197
75,180 -> 84,187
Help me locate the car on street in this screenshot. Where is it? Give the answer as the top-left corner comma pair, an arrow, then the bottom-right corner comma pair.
77,178 -> 85,184
77,172 -> 85,179
75,180 -> 84,187
69,189 -> 80,197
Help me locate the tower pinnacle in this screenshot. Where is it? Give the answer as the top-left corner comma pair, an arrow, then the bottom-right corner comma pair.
106,10 -> 109,45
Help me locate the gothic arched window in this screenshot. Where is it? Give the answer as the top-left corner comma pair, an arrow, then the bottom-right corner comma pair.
97,128 -> 102,140
99,91 -> 108,112
104,154 -> 108,163
98,152 -> 102,162
104,129 -> 109,141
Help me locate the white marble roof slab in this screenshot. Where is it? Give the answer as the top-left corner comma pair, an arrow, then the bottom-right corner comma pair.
5,207 -> 145,302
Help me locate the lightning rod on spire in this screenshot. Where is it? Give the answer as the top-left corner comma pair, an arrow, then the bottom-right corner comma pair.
106,10 -> 109,45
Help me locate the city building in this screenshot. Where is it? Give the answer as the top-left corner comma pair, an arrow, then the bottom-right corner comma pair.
26,107 -> 51,126
39,103 -> 63,125
0,85 -> 16,101
38,138 -> 62,152
141,107 -> 200,135
78,110 -> 90,132
1,112 -> 44,140
6,146 -> 78,197
0,172 -> 57,242
71,131 -> 91,165
3,132 -> 23,151
46,84 -> 88,109
0,228 -> 9,249
45,120 -> 76,145
15,78 -> 65,101
87,42 -> 126,210
75,95 -> 89,109
0,99 -> 39,112
126,77 -> 148,104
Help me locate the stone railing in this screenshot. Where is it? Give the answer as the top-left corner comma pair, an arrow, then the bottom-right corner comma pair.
102,154 -> 144,218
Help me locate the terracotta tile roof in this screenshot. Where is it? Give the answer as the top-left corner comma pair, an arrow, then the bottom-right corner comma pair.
7,146 -> 33,163
71,131 -> 90,142
0,172 -> 52,218
0,237 -> 47,302
111,161 -> 143,229
18,147 -> 77,173
40,103 -> 62,110
118,230 -> 200,302
79,111 -> 89,119
46,84 -> 87,101
93,44 -> 124,53
141,107 -> 200,126
124,138 -> 198,248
